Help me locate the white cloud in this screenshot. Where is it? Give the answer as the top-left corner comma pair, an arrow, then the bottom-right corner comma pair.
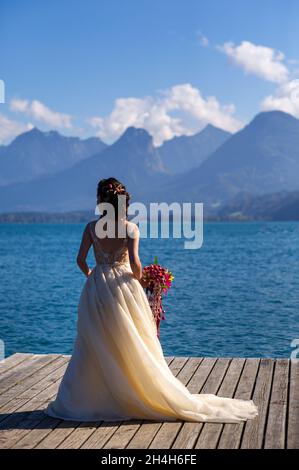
87,83 -> 242,146
164,84 -> 242,134
196,31 -> 209,47
0,113 -> 33,144
218,40 -> 289,83
260,79 -> 299,117
217,40 -> 299,119
10,98 -> 73,129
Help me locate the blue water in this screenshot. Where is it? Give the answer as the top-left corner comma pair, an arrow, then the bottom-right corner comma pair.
0,222 -> 298,359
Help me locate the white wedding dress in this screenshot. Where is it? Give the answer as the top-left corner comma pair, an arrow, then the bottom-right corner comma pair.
45,221 -> 258,423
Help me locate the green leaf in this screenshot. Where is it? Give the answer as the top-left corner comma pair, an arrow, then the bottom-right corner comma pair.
154,256 -> 158,265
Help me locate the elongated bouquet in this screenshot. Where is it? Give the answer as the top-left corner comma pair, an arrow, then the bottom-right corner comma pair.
142,257 -> 174,339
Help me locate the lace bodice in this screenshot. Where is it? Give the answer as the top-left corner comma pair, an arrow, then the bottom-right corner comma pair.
89,220 -> 130,266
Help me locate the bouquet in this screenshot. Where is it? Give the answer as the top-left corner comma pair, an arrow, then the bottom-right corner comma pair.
142,256 -> 174,339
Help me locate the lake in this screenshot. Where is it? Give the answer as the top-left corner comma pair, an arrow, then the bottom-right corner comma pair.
0,221 -> 298,359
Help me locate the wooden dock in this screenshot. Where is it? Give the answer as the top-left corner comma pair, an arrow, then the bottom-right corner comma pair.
0,353 -> 298,449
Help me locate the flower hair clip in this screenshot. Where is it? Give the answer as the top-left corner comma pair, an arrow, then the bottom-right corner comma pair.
113,184 -> 126,195
102,183 -> 126,198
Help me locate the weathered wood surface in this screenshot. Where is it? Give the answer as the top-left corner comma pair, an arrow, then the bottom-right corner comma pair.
0,353 -> 297,449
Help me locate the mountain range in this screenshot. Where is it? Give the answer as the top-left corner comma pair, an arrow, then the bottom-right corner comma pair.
214,190 -> 299,221
158,124 -> 231,174
152,110 -> 299,209
0,110 -> 299,219
0,128 -> 107,186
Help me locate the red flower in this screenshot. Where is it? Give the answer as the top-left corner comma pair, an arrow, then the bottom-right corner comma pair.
141,259 -> 174,339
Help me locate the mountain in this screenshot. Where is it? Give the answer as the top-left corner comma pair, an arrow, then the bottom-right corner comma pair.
1,111 -> 299,215
158,124 -> 231,174
157,111 -> 299,210
0,127 -> 107,186
0,127 -> 167,212
0,210 -> 94,224
1,190 -> 298,222
215,190 -> 299,221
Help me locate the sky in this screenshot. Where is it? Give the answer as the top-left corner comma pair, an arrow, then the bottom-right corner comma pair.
1,0 -> 299,146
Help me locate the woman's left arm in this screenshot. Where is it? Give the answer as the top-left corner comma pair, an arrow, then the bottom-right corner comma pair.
127,223 -> 143,281
76,223 -> 93,277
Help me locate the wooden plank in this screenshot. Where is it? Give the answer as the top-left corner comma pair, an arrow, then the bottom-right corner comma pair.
192,357 -> 232,450
57,422 -> 104,449
149,358 -> 232,450
0,356 -> 65,408
103,357 -> 203,449
0,355 -> 62,415
217,358 -> 260,449
0,361 -> 68,448
0,359 -> 67,418
195,358 -> 245,449
0,357 -> 69,415
80,357 -> 188,449
0,389 -> 67,449
23,419 -> 80,450
172,358 -> 223,450
9,359 -> 76,449
0,355 -> 38,389
241,359 -> 274,449
1,355 -> 297,449
287,360 -> 299,448
12,415 -> 62,449
165,357 -> 189,375
0,354 -> 60,395
0,353 -> 33,375
264,359 -> 289,449
141,357 -> 217,450
8,356 -> 67,399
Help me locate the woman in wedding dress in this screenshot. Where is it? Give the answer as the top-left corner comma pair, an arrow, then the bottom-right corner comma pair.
45,177 -> 258,423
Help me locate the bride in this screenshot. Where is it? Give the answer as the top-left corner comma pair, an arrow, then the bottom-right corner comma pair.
45,177 -> 258,423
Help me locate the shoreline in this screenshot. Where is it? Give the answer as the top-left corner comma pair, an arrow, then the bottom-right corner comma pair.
0,352 -> 297,449
0,211 -> 298,223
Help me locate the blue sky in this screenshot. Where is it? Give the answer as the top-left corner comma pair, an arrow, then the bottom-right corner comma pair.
1,0 -> 299,145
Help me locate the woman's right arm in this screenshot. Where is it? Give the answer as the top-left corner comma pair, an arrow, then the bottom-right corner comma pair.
76,223 -> 93,277
127,224 -> 142,281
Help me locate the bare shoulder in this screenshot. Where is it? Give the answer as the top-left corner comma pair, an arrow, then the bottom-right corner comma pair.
86,219 -> 95,229
83,220 -> 95,238
126,221 -> 139,239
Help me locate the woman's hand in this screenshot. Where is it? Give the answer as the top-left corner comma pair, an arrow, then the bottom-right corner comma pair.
139,277 -> 148,288
86,267 -> 94,277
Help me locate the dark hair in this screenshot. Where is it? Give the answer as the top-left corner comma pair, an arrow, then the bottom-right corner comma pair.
96,177 -> 130,218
